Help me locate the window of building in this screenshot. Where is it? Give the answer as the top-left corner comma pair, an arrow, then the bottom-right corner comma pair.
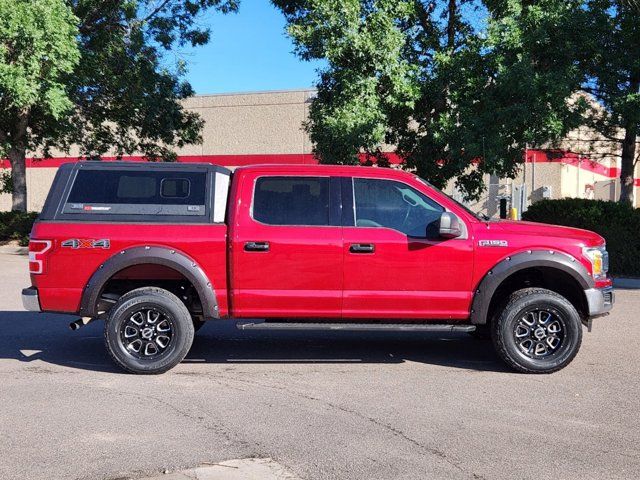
253,176 -> 330,226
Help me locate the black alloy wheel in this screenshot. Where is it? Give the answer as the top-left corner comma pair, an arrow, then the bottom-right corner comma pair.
105,287 -> 194,374
492,288 -> 582,374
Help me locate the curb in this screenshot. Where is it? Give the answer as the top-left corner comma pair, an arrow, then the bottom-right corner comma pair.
612,277 -> 640,289
133,458 -> 300,480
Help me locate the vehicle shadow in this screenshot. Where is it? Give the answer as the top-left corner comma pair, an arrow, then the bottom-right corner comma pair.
0,311 -> 509,373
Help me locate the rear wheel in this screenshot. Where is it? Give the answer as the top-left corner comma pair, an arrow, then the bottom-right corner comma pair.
104,287 -> 194,374
492,288 -> 582,374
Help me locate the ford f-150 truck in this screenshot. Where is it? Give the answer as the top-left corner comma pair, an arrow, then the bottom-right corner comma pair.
22,162 -> 614,374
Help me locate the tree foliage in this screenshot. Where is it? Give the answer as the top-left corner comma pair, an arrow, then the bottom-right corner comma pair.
0,0 -> 239,211
274,0 -> 588,199
0,0 -> 80,119
64,0 -> 239,161
579,0 -> 640,203
0,0 -> 80,209
279,0 -> 419,167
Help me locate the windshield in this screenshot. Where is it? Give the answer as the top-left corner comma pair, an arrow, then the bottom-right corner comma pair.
414,176 -> 489,221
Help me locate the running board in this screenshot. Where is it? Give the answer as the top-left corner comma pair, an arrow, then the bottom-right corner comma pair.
236,321 -> 475,333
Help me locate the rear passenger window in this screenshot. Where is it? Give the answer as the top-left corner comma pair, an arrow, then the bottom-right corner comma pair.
253,176 -> 329,226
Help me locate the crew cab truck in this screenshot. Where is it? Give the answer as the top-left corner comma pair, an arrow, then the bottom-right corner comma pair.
22,162 -> 614,374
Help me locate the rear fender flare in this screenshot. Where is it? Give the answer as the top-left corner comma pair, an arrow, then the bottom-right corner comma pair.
79,246 -> 218,318
470,250 -> 593,324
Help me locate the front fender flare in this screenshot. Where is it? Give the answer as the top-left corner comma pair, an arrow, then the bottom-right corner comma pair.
470,250 -> 593,324
79,246 -> 218,318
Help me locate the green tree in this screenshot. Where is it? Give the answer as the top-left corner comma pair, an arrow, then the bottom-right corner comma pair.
580,0 -> 640,204
0,0 -> 80,211
274,0 -> 586,199
1,0 -> 239,212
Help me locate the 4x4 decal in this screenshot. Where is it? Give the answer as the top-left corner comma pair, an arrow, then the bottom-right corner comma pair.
61,239 -> 111,249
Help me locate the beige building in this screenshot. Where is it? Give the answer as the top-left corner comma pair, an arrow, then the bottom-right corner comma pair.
1,88 -> 638,214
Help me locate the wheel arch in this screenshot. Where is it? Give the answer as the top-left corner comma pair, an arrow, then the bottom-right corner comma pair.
470,250 -> 593,325
79,246 -> 219,319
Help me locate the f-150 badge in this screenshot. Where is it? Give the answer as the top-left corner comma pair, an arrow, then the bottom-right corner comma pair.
61,239 -> 111,249
478,240 -> 508,247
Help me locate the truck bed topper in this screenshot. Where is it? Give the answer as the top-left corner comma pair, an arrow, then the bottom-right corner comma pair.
39,162 -> 231,224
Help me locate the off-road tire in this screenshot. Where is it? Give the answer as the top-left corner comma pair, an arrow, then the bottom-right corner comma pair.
104,287 -> 194,374
492,288 -> 583,374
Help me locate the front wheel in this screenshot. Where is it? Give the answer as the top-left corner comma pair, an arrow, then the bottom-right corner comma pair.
104,287 -> 195,374
492,288 -> 583,374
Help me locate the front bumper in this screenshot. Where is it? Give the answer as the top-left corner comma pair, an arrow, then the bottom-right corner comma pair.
22,287 -> 41,312
585,286 -> 614,318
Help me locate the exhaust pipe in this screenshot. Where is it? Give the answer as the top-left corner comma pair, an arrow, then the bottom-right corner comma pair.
69,317 -> 94,331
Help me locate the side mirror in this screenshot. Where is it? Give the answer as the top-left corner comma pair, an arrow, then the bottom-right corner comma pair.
438,212 -> 462,239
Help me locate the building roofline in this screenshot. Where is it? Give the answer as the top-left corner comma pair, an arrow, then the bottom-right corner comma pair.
192,88 -> 317,98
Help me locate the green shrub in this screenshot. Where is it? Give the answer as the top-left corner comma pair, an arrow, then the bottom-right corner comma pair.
522,199 -> 640,277
0,211 -> 39,246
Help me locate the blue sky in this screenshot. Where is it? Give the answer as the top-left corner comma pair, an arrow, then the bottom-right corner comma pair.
182,1 -> 325,94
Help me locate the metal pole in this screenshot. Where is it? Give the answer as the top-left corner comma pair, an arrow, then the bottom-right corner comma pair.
577,155 -> 581,198
482,136 -> 486,164
531,150 -> 536,198
522,146 -> 528,216
523,146 -> 527,195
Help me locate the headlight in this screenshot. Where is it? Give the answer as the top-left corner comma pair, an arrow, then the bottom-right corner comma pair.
582,245 -> 609,279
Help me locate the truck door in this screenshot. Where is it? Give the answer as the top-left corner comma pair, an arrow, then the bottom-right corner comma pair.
341,177 -> 474,320
230,173 -> 343,317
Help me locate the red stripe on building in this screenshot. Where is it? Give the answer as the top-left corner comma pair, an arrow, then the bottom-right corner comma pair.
0,150 -> 631,183
526,150 -> 620,178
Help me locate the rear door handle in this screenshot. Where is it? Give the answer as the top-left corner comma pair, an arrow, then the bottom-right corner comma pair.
349,243 -> 375,253
244,241 -> 270,252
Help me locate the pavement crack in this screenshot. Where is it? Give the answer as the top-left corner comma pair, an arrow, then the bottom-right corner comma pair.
96,386 -> 241,447
224,375 -> 486,480
135,371 -> 487,479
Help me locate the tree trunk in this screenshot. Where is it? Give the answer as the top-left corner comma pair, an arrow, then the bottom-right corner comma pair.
447,0 -> 457,50
8,109 -> 29,212
8,146 -> 27,212
619,123 -> 636,205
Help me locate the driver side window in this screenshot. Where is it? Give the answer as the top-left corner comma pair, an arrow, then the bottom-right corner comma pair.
352,178 -> 444,237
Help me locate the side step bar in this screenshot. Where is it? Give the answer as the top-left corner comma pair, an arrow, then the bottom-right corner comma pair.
237,321 -> 476,333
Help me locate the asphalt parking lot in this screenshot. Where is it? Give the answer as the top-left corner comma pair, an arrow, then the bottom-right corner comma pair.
0,250 -> 639,480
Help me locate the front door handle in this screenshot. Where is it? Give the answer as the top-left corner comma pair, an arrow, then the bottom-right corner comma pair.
349,243 -> 375,253
244,241 -> 270,252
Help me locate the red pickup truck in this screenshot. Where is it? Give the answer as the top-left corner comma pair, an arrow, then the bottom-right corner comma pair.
22,162 -> 614,374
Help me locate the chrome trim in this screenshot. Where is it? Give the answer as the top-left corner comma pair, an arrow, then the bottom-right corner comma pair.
585,286 -> 614,317
22,288 -> 41,312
